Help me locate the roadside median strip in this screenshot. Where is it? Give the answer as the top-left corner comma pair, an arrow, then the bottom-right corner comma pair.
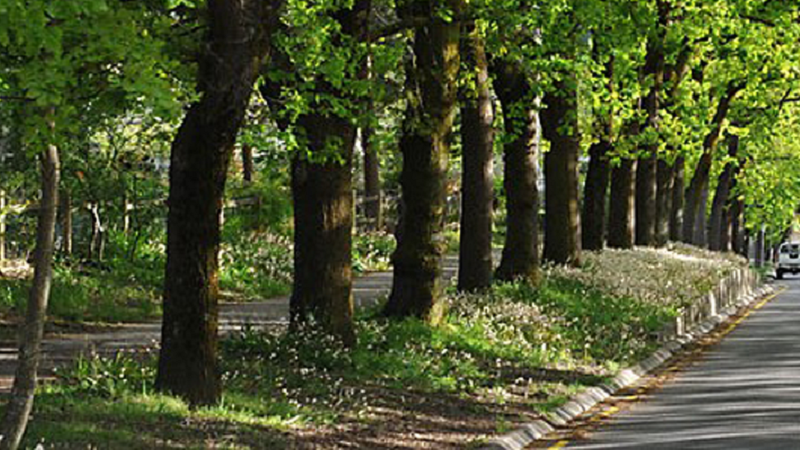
479,271 -> 780,450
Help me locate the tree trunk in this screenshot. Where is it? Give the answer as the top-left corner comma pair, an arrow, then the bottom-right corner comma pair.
582,141 -> 611,251
88,203 -> 104,261
669,156 -> 685,241
0,124 -> 59,450
694,185 -> 709,246
290,125 -> 356,343
492,61 -> 539,282
582,57 -> 614,252
731,198 -> 745,255
384,8 -> 460,322
457,28 -> 494,292
635,33 -> 665,247
608,159 -> 637,249
541,79 -> 581,266
755,227 -> 765,268
654,159 -> 673,246
362,127 -> 382,231
242,144 -> 254,183
156,0 -> 274,406
682,81 -> 743,244
708,135 -> 738,251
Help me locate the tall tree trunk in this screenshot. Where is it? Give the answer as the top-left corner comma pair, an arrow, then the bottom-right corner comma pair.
290,127 -> 356,343
755,226 -> 765,268
708,135 -> 738,251
362,127 -> 382,230
384,7 -> 460,322
289,1 -> 367,343
682,81 -> 743,244
492,61 -> 539,282
242,144 -> 254,183
608,159 -> 637,249
156,0 -> 275,406
458,29 -> 494,291
694,185 -> 709,246
541,79 -> 581,266
582,141 -> 611,251
635,29 -> 665,247
88,203 -> 104,261
669,156 -> 685,241
655,159 -> 673,246
0,121 -> 59,450
582,56 -> 614,252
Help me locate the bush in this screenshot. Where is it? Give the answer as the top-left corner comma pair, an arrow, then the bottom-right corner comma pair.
54,349 -> 157,398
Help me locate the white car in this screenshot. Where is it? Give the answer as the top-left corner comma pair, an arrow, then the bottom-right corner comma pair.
776,242 -> 800,279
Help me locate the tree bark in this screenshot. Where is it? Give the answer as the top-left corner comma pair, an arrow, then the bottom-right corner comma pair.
541,78 -> 581,266
290,125 -> 357,343
242,144 -> 254,183
582,141 -> 611,251
88,203 -> 104,261
635,28 -> 665,247
582,56 -> 614,252
0,120 -> 59,450
458,29 -> 494,291
708,135 -> 738,251
682,81 -> 743,245
362,127 -> 382,230
669,156 -> 685,241
492,61 -> 539,282
694,185 -> 709,246
156,0 -> 275,406
608,159 -> 637,249
384,5 -> 460,322
755,226 -> 765,268
654,159 -> 673,246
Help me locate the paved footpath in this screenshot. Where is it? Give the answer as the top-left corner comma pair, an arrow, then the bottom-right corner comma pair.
549,279 -> 800,449
0,256 -> 458,390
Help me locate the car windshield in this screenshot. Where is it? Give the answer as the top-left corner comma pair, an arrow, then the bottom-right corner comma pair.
781,244 -> 799,253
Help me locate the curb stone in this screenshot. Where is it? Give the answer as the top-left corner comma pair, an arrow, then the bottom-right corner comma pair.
478,273 -> 774,450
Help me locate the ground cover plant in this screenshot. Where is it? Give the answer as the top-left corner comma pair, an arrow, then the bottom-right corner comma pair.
16,245 -> 748,448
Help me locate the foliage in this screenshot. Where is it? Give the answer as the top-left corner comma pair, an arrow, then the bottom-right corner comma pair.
352,231 -> 395,273
219,230 -> 294,300
548,244 -> 747,309
53,348 -> 158,398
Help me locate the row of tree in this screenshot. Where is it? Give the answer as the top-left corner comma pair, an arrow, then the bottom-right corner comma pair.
2,0 -> 800,447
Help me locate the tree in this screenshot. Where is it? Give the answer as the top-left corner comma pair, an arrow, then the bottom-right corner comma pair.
0,109 -> 59,450
682,81 -> 743,245
608,158 -> 637,249
458,26 -> 495,291
582,56 -> 614,251
156,0 -> 278,405
635,0 -> 668,247
542,76 -> 582,266
383,0 -> 462,321
708,134 -> 738,251
492,60 -> 540,282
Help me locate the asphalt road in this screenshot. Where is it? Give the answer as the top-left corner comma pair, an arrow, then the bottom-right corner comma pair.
556,279 -> 800,449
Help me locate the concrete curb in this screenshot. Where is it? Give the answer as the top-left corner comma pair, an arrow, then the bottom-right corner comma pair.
478,271 -> 774,450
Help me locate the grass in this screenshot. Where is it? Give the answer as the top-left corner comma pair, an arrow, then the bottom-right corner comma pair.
15,244 -> 748,448
0,261 -> 161,324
